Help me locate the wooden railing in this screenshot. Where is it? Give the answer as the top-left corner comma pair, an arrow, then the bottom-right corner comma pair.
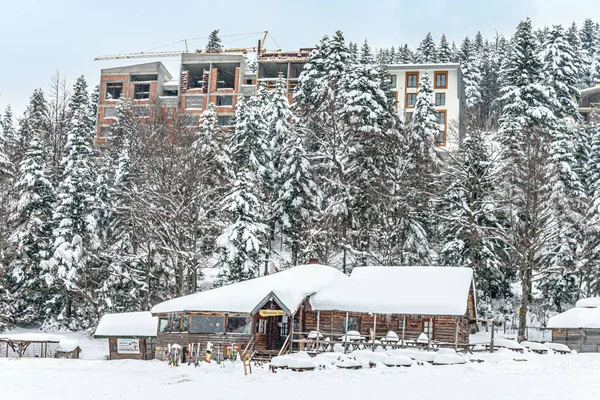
277,332 -> 292,356
241,334 -> 256,360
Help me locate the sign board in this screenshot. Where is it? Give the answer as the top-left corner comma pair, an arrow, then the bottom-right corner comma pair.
117,339 -> 140,354
259,309 -> 287,317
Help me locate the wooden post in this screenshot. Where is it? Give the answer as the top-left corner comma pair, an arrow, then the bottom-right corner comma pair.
316,310 -> 320,353
428,317 -> 433,349
343,311 -> 349,354
401,315 -> 406,348
372,313 -> 377,351
490,320 -> 495,354
454,319 -> 459,351
290,313 -> 295,353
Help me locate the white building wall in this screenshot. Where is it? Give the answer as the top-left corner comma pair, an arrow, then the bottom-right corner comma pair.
388,65 -> 464,151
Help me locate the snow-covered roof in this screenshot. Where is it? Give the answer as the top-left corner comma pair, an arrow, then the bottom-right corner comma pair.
94,312 -> 158,338
151,264 -> 348,315
310,266 -> 474,316
57,339 -> 81,352
547,299 -> 600,329
0,332 -> 63,342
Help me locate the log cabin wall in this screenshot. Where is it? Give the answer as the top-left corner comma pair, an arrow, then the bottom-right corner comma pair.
552,328 -> 600,353
303,311 -> 469,344
108,338 -> 148,360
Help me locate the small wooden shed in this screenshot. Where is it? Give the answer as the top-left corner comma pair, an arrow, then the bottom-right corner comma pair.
548,297 -> 600,353
94,312 -> 158,360
55,339 -> 82,359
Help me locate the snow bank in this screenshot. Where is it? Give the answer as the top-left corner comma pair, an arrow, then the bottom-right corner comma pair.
152,264 -> 348,314
433,353 -> 467,365
520,341 -> 549,353
94,312 -> 157,338
310,266 -> 473,315
544,342 -> 571,353
383,355 -> 413,367
57,339 -> 81,352
575,297 -> 600,308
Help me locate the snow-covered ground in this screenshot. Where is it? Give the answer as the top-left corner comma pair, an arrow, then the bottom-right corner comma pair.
2,329 -> 600,400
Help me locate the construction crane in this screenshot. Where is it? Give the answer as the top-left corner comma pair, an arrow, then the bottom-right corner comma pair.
94,31 -> 274,61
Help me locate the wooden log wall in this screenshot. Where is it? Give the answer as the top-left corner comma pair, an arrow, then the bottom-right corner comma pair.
552,328 -> 600,353
108,338 -> 147,360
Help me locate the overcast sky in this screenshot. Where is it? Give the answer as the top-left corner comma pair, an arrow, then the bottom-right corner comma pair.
2,0 -> 600,117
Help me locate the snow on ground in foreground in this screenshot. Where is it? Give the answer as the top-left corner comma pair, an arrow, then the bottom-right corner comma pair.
3,354 -> 600,400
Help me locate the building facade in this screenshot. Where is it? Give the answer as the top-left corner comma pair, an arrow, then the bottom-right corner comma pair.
388,63 -> 466,150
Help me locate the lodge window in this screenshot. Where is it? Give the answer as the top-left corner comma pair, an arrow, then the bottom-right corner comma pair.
435,93 -> 446,106
167,108 -> 175,119
227,316 -> 252,334
158,318 -> 169,333
190,315 -> 224,334
105,82 -> 123,100
134,83 -> 151,100
185,96 -> 203,109
406,93 -> 417,108
134,106 -> 150,119
389,75 -> 397,88
181,316 -> 189,333
257,319 -> 267,334
99,127 -> 112,138
171,316 -> 181,332
342,317 -> 360,333
434,72 -> 448,89
436,131 -> 446,146
104,107 -> 117,119
181,115 -> 200,127
436,110 -> 446,125
398,319 -> 404,330
423,320 -> 433,339
217,95 -> 233,107
406,73 -> 418,88
405,112 -> 413,122
218,115 -> 233,126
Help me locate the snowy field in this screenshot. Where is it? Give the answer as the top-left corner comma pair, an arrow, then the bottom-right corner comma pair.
2,335 -> 600,400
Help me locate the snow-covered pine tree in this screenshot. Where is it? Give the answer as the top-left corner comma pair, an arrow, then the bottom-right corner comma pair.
584,120 -> 600,296
459,37 -> 482,110
416,32 -> 437,63
43,76 -> 99,329
438,34 -> 453,63
360,39 -> 374,64
498,18 -> 560,340
348,41 -> 359,62
566,22 -> 586,88
543,25 -> 582,119
14,90 -> 48,169
206,29 -> 223,53
217,97 -> 268,283
8,130 -> 55,325
398,44 -> 415,63
438,125 -> 510,317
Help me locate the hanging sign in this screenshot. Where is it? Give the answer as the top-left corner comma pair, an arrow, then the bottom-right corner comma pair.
117,339 -> 140,354
259,310 -> 287,317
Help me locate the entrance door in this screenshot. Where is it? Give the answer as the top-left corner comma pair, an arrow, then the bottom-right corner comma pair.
266,316 -> 289,350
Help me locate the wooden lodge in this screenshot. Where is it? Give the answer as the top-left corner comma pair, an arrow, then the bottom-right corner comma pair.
150,265 -> 477,360
548,297 -> 600,353
93,312 -> 158,360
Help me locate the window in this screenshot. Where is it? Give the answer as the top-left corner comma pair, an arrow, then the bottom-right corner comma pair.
423,320 -> 433,339
227,316 -> 252,334
181,115 -> 200,127
104,107 -> 117,119
105,82 -> 123,100
342,317 -> 359,333
158,318 -> 169,333
99,127 -> 112,138
134,106 -> 150,118
190,315 -> 224,334
257,319 -> 267,334
434,72 -> 448,89
436,131 -> 446,145
406,73 -> 418,88
406,93 -> 417,107
218,115 -> 233,126
181,316 -> 189,333
435,93 -> 446,106
259,62 -> 289,79
405,112 -> 413,122
167,108 -> 175,119
581,112 -> 589,122
289,63 -> 306,79
389,75 -> 397,88
134,83 -> 151,100
436,110 -> 446,125
185,96 -> 204,109
398,319 -> 405,330
171,316 -> 181,332
217,95 -> 233,107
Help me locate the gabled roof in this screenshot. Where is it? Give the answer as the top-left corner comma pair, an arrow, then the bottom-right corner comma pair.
310,266 -> 474,316
94,312 -> 158,338
150,264 -> 348,315
548,297 -> 600,329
